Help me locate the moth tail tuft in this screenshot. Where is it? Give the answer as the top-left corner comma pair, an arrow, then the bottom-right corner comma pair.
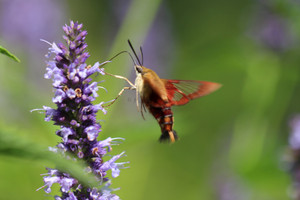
159,130 -> 178,143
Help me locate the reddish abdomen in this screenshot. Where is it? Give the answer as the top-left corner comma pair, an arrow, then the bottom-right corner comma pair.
148,106 -> 178,143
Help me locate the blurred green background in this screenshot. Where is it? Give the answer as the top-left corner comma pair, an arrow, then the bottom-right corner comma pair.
0,0 -> 299,199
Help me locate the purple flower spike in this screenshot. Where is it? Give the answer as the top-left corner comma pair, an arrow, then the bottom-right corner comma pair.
35,21 -> 127,199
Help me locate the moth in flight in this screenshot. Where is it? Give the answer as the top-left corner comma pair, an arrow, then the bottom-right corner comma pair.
105,40 -> 221,143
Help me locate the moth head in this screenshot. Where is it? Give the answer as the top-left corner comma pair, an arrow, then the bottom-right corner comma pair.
135,65 -> 144,74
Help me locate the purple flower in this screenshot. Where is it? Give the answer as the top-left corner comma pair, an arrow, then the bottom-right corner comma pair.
45,61 -> 60,79
57,127 -> 74,143
35,21 -> 127,199
53,73 -> 67,87
61,177 -> 77,193
288,115 -> 300,199
66,88 -> 76,99
100,152 -> 128,178
44,176 -> 61,193
88,102 -> 107,115
53,89 -> 66,103
289,115 -> 300,150
84,82 -> 100,98
55,192 -> 77,200
41,39 -> 63,56
249,1 -> 296,52
43,106 -> 56,121
78,64 -> 88,79
87,61 -> 109,76
85,125 -> 101,141
95,137 -> 125,154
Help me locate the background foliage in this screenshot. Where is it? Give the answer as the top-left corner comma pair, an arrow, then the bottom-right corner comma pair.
0,0 -> 299,199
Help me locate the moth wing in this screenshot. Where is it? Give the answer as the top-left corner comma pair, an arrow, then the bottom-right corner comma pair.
163,79 -> 221,106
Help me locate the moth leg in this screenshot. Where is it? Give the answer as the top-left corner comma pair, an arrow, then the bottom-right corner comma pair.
103,86 -> 135,107
104,72 -> 135,88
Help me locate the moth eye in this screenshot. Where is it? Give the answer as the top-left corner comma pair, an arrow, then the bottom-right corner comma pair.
135,65 -> 143,74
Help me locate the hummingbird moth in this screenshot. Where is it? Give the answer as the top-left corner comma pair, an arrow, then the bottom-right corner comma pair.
104,40 -> 221,143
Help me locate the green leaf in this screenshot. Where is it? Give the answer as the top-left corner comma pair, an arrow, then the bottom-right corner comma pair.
0,45 -> 20,62
0,129 -> 99,188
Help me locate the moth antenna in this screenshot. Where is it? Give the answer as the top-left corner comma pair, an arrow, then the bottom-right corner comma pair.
128,39 -> 142,66
108,50 -> 138,67
140,46 -> 144,66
